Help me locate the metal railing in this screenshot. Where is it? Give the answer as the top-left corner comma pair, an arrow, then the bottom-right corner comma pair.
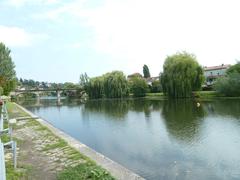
0,139 -> 6,180
0,100 -> 17,180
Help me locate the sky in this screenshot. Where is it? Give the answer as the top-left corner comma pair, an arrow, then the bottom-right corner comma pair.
0,0 -> 240,83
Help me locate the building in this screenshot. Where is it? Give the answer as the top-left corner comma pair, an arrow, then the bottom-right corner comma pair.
145,77 -> 160,86
127,73 -> 159,86
204,64 -> 231,86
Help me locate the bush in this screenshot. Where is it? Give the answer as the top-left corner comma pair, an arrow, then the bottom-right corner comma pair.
214,72 -> 240,96
130,77 -> 149,97
150,80 -> 162,93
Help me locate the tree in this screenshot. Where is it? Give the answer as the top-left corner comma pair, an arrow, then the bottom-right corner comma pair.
87,77 -> 104,99
226,62 -> 240,75
79,73 -> 89,88
0,42 -> 16,95
103,71 -> 129,98
150,80 -> 162,93
143,64 -> 151,78
86,71 -> 129,99
63,82 -> 77,89
161,52 -> 204,98
130,77 -> 149,97
214,72 -> 240,96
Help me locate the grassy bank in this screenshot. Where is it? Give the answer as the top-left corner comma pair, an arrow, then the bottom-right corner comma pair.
5,102 -> 115,180
144,91 -> 240,99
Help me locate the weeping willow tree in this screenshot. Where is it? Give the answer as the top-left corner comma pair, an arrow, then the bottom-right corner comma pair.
86,71 -> 129,99
103,71 -> 129,98
161,52 -> 204,98
87,77 -> 104,99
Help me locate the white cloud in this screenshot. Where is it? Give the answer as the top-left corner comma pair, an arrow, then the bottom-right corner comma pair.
77,0 -> 240,75
32,0 -> 86,21
29,0 -> 240,75
7,0 -> 59,7
70,42 -> 82,49
0,26 -> 49,47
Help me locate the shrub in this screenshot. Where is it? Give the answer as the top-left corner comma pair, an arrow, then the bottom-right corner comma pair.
130,77 -> 149,97
150,80 -> 162,93
214,72 -> 240,97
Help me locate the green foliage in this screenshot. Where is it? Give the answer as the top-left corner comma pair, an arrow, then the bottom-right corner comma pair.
150,80 -> 162,93
127,73 -> 142,79
215,62 -> 240,97
214,72 -> 240,96
3,78 -> 17,95
6,162 -> 25,180
86,71 -> 129,99
103,71 -> 129,98
226,62 -> 240,75
161,52 -> 204,98
130,77 -> 149,97
57,163 -> 115,180
0,86 -> 3,95
87,77 -> 104,99
143,64 -> 151,78
79,73 -> 89,89
63,82 -> 78,89
0,42 -> 16,95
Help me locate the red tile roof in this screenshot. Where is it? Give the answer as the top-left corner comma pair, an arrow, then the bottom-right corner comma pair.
204,64 -> 231,71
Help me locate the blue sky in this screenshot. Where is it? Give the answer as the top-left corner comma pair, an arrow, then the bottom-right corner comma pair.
0,0 -> 239,83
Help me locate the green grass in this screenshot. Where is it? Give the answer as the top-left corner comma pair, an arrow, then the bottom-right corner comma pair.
1,134 -> 10,143
146,92 -> 164,97
57,163 -> 115,180
193,91 -> 222,98
6,162 -> 33,180
42,139 -> 67,151
6,102 -> 30,118
6,162 -> 24,180
144,91 -> 240,99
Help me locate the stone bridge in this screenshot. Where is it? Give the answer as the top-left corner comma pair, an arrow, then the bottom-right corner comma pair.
10,88 -> 85,105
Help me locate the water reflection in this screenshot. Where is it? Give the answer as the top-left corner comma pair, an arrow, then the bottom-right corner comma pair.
162,100 -> 205,143
84,100 -> 130,119
203,99 -> 240,119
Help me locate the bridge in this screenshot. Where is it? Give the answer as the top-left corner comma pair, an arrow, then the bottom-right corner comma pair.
12,88 -> 79,98
10,88 -> 78,99
10,88 -> 86,105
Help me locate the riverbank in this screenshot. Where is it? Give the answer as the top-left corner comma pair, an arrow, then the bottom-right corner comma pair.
5,102 -> 143,180
145,91 -> 240,100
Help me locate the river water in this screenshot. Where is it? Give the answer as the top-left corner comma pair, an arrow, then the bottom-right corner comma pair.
19,98 -> 240,180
